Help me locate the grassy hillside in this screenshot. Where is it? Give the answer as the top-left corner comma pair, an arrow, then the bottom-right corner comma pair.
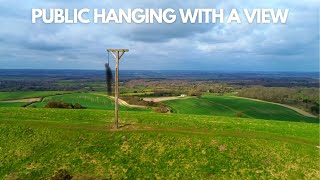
0,107 -> 319,179
164,95 -> 318,123
32,93 -> 148,111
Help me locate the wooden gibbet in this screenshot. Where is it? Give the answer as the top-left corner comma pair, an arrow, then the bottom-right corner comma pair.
107,49 -> 129,129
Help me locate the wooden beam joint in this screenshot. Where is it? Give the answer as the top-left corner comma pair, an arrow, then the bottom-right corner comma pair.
107,49 -> 129,60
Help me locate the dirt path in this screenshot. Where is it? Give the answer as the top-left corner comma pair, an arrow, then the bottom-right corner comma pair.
143,96 -> 190,102
1,98 -> 41,103
234,96 -> 318,118
92,93 -> 147,108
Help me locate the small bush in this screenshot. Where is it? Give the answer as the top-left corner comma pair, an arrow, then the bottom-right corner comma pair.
73,103 -> 84,109
45,101 -> 72,109
235,111 -> 243,118
45,101 -> 84,109
154,105 -> 171,113
153,89 -> 182,97
187,90 -> 202,98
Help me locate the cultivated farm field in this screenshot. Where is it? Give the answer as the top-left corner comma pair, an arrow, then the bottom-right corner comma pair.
164,95 -> 318,123
0,91 -> 69,101
32,93 -> 149,111
0,91 -> 70,107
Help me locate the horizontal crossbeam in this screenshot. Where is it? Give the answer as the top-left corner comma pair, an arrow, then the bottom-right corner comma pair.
107,49 -> 129,52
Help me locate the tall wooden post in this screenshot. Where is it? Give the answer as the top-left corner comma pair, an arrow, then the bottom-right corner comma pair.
107,49 -> 129,129
114,51 -> 119,128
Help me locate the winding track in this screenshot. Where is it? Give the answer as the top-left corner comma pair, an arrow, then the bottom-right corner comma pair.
92,93 -> 147,108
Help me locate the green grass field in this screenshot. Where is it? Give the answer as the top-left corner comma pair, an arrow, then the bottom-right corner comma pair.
0,91 -> 72,108
32,93 -> 148,111
0,102 -> 27,107
0,107 -> 319,179
2,92 -> 317,123
0,91 -> 69,101
164,95 -> 318,123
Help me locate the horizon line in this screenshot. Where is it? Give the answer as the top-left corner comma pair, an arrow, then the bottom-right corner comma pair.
0,68 -> 319,73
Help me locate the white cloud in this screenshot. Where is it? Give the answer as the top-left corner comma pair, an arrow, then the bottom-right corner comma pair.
0,0 -> 318,71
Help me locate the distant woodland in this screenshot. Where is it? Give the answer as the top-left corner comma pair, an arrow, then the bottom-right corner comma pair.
0,70 -> 318,115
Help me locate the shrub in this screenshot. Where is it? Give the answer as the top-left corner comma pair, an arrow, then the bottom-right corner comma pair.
153,89 -> 182,97
235,111 -> 243,118
187,90 -> 202,98
45,101 -> 71,109
154,105 -> 171,113
44,101 -> 84,109
73,103 -> 84,109
310,103 -> 319,114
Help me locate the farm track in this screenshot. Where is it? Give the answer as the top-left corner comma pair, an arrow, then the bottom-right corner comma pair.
234,96 -> 318,118
92,93 -> 148,108
1,97 -> 41,103
143,96 -> 191,102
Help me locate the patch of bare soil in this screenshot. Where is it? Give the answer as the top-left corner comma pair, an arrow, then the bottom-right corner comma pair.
1,98 -> 41,103
143,96 -> 189,102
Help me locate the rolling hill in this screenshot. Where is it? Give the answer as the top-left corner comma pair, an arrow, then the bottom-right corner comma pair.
32,93 -> 148,111
1,92 -> 318,123
163,95 -> 318,123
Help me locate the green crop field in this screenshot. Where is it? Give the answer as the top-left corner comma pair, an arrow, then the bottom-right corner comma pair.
0,91 -> 69,101
0,91 -> 72,108
164,95 -> 318,123
0,102 -> 27,107
32,93 -> 149,111
0,107 -> 319,179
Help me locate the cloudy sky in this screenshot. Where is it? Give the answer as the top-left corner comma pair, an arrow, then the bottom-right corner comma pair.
0,0 -> 319,71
